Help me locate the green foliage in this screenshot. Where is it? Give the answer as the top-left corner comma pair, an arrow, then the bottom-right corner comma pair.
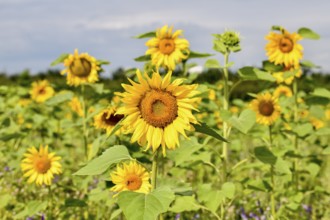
194,122 -> 228,142
298,27 -> 320,40
133,31 -> 156,39
73,145 -> 132,175
228,109 -> 256,134
254,146 -> 277,165
117,187 -> 175,220
50,53 -> 69,66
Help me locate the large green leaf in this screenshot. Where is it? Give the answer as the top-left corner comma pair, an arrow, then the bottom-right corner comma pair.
194,123 -> 228,142
118,187 -> 175,220
50,53 -> 69,66
228,109 -> 256,134
188,51 -> 213,59
238,67 -> 276,82
254,146 -> 277,165
221,182 -> 236,199
204,59 -> 221,69
73,145 -> 131,175
133,31 -> 156,39
294,123 -> 313,137
311,88 -> 330,99
169,196 -> 201,213
14,201 -> 47,219
134,55 -> 151,62
298,27 -> 320,40
45,92 -> 74,106
262,60 -> 283,72
167,137 -> 204,166
197,184 -> 224,212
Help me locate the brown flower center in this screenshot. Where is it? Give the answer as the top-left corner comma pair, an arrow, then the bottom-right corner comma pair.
159,39 -> 175,55
139,90 -> 178,128
102,112 -> 124,126
126,174 -> 142,191
70,58 -> 92,77
34,156 -> 51,174
259,101 -> 275,116
38,87 -> 46,94
279,37 -> 294,53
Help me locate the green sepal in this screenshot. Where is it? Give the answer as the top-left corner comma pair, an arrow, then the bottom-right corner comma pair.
133,31 -> 156,39
134,54 -> 151,62
50,53 -> 69,66
298,27 -> 320,40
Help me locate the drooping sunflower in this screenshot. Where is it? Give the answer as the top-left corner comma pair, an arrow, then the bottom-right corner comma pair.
110,161 -> 151,195
273,85 -> 293,98
61,49 -> 100,86
30,80 -> 55,103
272,64 -> 302,85
21,145 -> 62,186
94,107 -> 124,135
250,93 -> 281,126
145,25 -> 190,70
116,69 -> 199,155
265,29 -> 303,67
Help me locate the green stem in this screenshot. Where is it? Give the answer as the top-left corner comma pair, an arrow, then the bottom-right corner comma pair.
151,149 -> 159,191
222,52 -> 230,182
292,79 -> 299,191
81,84 -> 89,161
269,125 -> 276,220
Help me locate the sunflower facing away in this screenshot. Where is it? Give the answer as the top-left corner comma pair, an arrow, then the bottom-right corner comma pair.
30,80 -> 55,103
145,25 -> 190,70
265,29 -> 303,67
110,161 -> 151,195
116,69 -> 200,155
61,49 -> 100,86
250,93 -> 281,126
94,107 -> 124,135
21,145 -> 62,186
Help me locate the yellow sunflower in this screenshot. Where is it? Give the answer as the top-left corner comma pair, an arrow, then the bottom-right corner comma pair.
69,96 -> 84,117
94,107 -> 124,135
273,85 -> 293,97
21,145 -> 62,186
310,117 -> 325,130
145,25 -> 190,70
116,69 -> 199,155
265,29 -> 303,67
110,161 -> 151,195
272,64 -> 302,85
250,93 -> 281,126
61,49 -> 100,86
30,80 -> 55,103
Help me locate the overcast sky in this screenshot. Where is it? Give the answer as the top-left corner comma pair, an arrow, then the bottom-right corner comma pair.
1,0 -> 330,76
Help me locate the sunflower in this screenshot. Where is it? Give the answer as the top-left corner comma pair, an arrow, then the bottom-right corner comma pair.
61,49 -> 100,86
310,117 -> 325,130
145,25 -> 190,70
110,161 -> 151,195
116,69 -> 199,155
69,96 -> 84,117
273,85 -> 293,97
272,64 -> 302,85
265,29 -> 303,67
21,145 -> 62,186
30,80 -> 55,103
250,93 -> 281,126
94,107 -> 124,135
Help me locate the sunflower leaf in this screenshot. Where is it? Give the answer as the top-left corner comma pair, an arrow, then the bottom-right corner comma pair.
204,59 -> 221,69
133,31 -> 156,39
298,27 -> 320,40
228,109 -> 256,134
45,91 -> 74,106
134,55 -> 151,62
254,146 -> 277,165
262,60 -> 283,72
188,51 -> 214,59
194,123 -> 228,142
50,53 -> 69,66
117,187 -> 175,220
73,145 -> 131,175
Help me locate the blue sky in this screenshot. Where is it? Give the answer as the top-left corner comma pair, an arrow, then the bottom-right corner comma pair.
1,0 -> 330,76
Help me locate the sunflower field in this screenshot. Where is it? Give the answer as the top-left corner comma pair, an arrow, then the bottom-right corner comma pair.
0,25 -> 330,220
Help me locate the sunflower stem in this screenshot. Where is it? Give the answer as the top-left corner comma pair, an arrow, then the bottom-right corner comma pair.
269,125 -> 277,220
81,84 -> 89,161
222,52 -> 230,182
151,148 -> 159,191
292,79 -> 299,191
